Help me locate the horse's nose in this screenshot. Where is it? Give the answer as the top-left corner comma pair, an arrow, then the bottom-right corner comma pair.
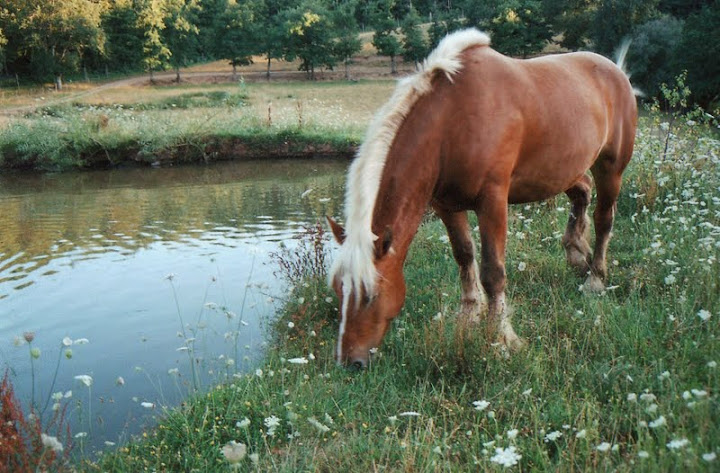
349,358 -> 367,371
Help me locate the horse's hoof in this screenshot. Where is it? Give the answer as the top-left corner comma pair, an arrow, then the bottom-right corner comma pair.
582,274 -> 605,293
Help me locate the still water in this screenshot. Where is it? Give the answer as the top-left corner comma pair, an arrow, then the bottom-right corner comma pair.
0,159 -> 346,452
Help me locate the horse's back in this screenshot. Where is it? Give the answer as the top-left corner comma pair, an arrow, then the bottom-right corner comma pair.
436,46 -> 636,205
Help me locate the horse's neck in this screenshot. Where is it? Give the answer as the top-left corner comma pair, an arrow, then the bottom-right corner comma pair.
372,136 -> 440,261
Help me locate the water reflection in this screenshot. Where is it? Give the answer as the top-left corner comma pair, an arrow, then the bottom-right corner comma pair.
0,159 -> 346,452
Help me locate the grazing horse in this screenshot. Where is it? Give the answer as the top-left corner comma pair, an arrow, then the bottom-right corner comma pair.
327,29 -> 637,368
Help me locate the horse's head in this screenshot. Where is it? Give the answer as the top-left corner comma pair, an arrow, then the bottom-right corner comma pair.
327,217 -> 406,369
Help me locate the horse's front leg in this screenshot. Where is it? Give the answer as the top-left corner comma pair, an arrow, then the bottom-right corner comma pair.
476,192 -> 525,352
434,206 -> 487,320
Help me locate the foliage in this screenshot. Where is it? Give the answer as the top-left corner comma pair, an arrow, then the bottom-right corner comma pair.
0,373 -> 73,472
1,0 -> 720,104
332,0 -> 363,80
486,0 -> 552,58
400,7 -> 429,69
371,0 -> 403,74
0,0 -> 105,88
286,1 -> 337,80
674,1 -> 720,108
627,15 -> 683,99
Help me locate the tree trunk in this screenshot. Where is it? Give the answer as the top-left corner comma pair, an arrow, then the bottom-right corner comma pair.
391,55 -> 397,75
105,65 -> 109,77
232,63 -> 237,81
175,66 -> 181,83
344,58 -> 350,80
266,56 -> 271,81
55,75 -> 63,91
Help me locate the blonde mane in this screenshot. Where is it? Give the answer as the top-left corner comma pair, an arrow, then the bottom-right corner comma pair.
329,29 -> 491,302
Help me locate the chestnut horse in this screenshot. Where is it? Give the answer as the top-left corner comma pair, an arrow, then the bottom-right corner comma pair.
328,29 -> 637,368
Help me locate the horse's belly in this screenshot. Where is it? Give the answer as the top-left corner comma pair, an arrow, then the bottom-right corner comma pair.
507,171 -> 585,204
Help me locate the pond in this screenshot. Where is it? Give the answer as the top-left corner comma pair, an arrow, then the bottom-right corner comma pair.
0,159 -> 347,453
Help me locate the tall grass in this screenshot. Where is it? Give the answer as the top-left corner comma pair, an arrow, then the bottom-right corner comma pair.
0,81 -> 393,171
85,109 -> 719,471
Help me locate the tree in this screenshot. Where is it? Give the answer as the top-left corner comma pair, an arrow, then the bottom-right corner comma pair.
102,0 -> 145,72
218,0 -> 261,79
401,8 -> 429,70
487,0 -> 551,58
675,1 -> 720,107
428,7 -> 464,49
541,0 -> 595,50
332,0 -> 363,80
162,0 -> 201,82
286,1 -> 336,80
137,0 -> 172,80
372,0 -> 402,74
258,0 -> 298,80
628,15 -> 683,98
590,0 -> 659,56
5,0 -> 105,89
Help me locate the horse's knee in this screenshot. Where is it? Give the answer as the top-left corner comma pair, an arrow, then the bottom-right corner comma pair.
480,262 -> 505,296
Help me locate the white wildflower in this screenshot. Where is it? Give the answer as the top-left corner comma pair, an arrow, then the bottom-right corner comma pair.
287,357 -> 309,364
666,438 -> 690,450
62,337 -> 73,347
627,392 -> 637,402
517,262 -> 527,271
575,429 -> 587,439
702,452 -> 717,462
74,375 -> 93,387
490,446 -> 522,467
697,309 -> 712,321
639,392 -> 656,402
638,450 -> 649,458
649,415 -> 667,429
596,442 -> 612,452
236,418 -> 251,429
472,400 -> 490,411
264,415 -> 281,437
544,431 -> 562,442
691,388 -> 708,398
41,434 -> 63,453
221,440 -> 247,464
506,429 -> 519,440
141,402 -> 154,409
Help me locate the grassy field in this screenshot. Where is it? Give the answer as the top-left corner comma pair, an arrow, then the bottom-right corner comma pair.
0,76 -> 400,171
73,105 -> 720,471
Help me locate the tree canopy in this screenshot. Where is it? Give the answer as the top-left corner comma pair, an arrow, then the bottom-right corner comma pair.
0,0 -> 717,106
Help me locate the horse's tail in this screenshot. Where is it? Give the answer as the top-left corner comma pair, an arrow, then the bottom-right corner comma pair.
615,40 -> 644,97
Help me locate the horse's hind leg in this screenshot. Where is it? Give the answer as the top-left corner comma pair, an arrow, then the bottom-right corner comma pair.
586,159 -> 624,292
562,174 -> 593,274
435,207 -> 486,320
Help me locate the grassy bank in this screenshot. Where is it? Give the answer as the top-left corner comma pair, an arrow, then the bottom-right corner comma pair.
0,80 -> 396,171
78,114 -> 719,472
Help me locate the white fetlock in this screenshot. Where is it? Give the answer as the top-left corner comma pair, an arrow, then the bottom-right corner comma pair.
498,318 -> 527,353
582,274 -> 605,293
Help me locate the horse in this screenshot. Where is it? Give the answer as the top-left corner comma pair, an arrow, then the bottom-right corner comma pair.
327,29 -> 637,369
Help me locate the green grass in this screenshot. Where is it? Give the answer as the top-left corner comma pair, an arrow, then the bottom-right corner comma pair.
0,81 -> 395,171
83,116 -> 719,472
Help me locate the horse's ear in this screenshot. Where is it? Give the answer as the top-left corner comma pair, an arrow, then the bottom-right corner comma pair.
326,216 -> 346,244
375,226 -> 393,259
